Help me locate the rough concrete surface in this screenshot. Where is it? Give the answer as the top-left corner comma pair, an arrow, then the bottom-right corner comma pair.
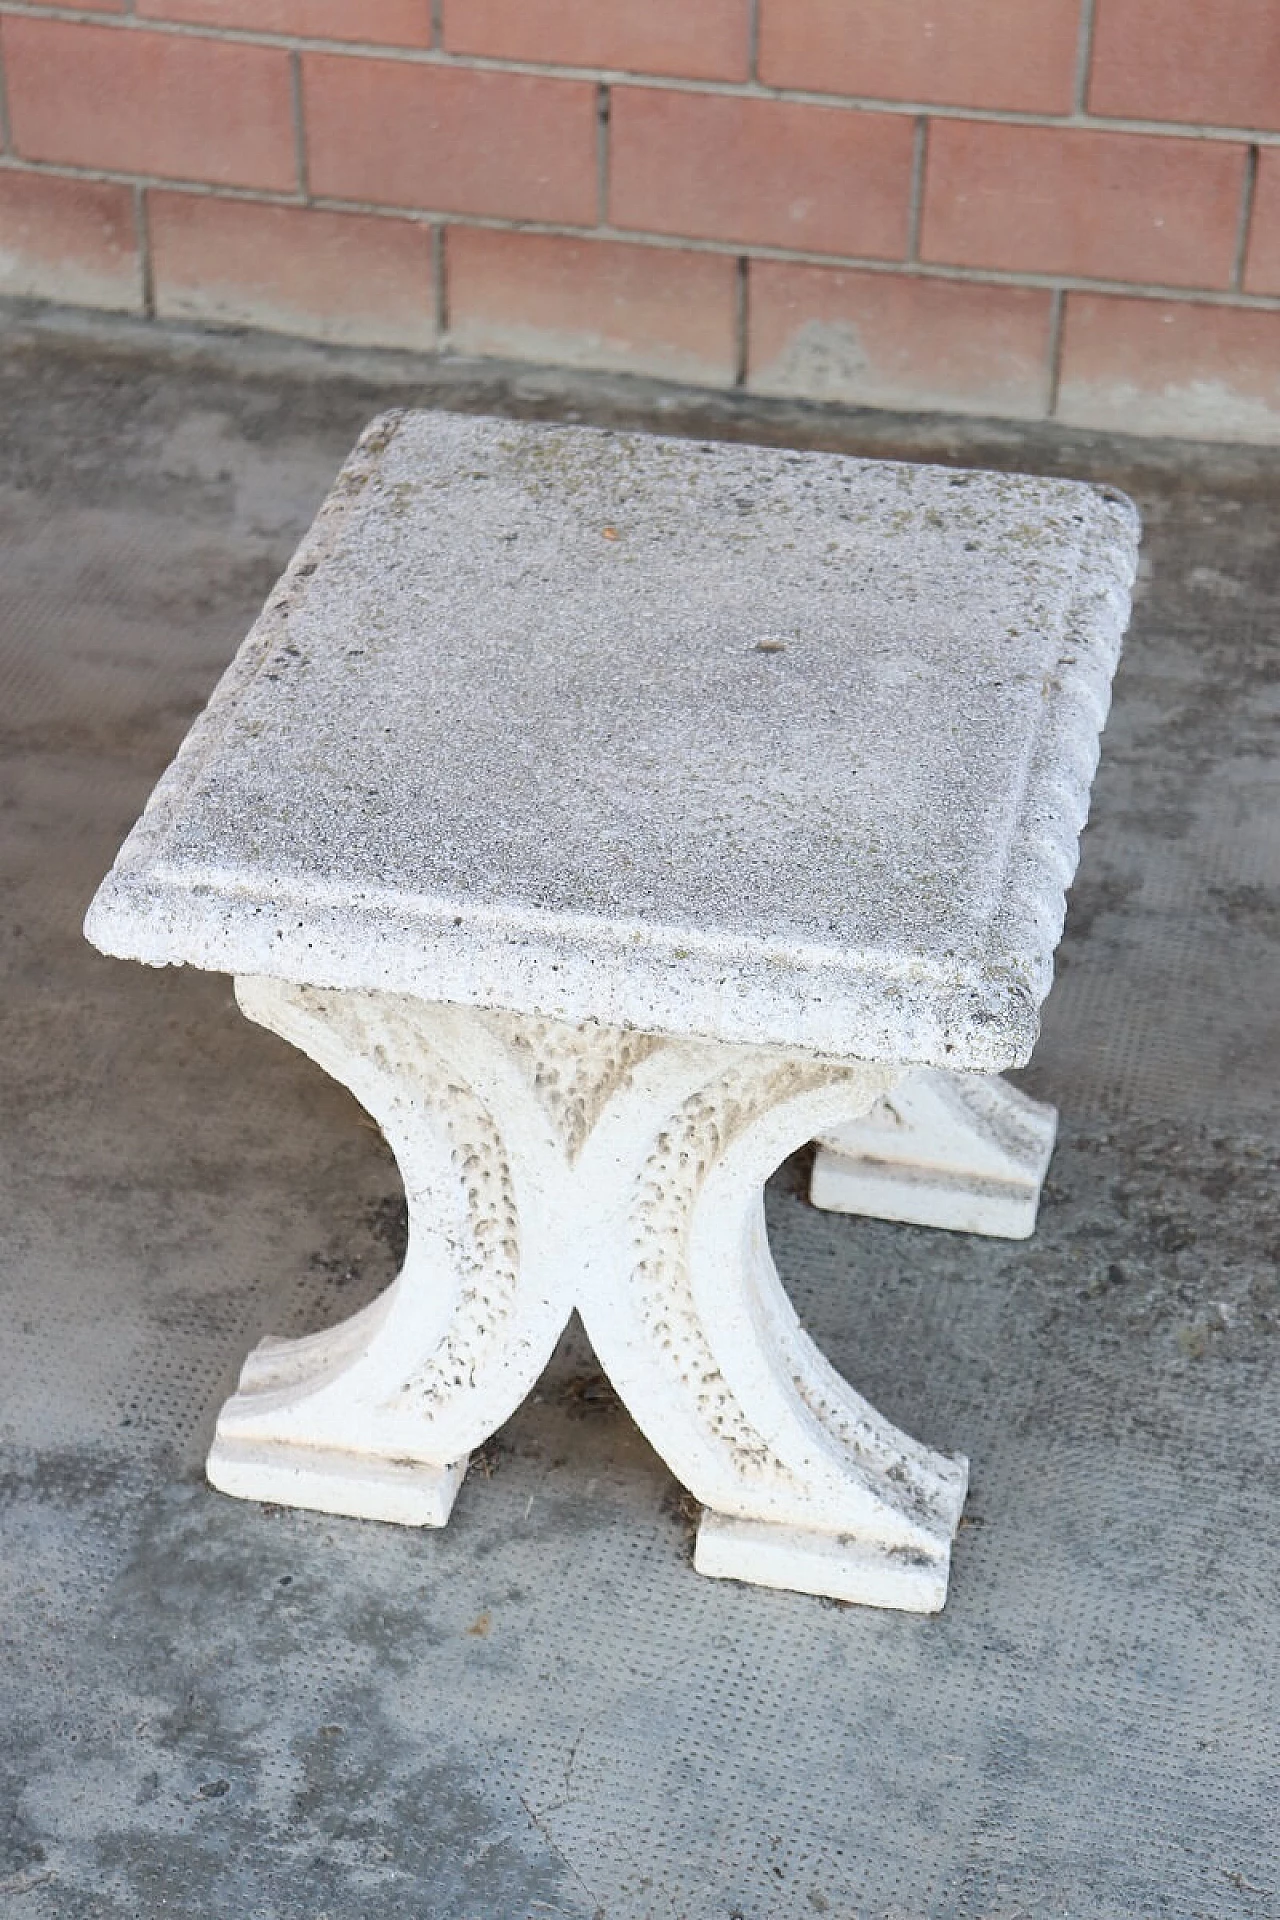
86,408 -> 1137,1071
1,308 -> 1278,1920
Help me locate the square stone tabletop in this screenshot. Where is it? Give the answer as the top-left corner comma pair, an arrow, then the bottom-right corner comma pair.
86,411 -> 1139,1073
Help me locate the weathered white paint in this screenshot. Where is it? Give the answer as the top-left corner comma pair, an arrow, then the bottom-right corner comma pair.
207,979 -> 967,1610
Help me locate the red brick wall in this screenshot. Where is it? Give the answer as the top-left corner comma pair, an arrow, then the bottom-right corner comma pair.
2,1 -> 1278,440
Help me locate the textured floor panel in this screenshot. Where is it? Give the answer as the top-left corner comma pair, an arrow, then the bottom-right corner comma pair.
1,329 -> 1277,1920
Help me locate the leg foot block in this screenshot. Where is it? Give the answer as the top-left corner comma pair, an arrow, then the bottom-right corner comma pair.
809,1154 -> 1043,1239
206,1434 -> 468,1527
811,1070 -> 1058,1240
693,1511 -> 955,1613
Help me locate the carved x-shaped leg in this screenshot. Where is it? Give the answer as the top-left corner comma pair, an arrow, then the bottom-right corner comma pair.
207,979 -> 968,1611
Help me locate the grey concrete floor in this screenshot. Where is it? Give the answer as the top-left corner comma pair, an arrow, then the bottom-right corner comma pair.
1,309 -> 1277,1920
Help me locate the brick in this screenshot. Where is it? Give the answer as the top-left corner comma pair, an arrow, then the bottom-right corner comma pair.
610,90 -> 914,258
1244,149 -> 1280,294
2,18 -> 296,190
1058,293 -> 1280,442
758,0 -> 1079,113
303,54 -> 596,223
136,0 -> 431,43
17,0 -> 124,11
442,0 -> 750,81
921,121 -> 1246,289
447,227 -> 738,383
0,169 -> 140,309
1089,0 -> 1280,133
747,262 -> 1052,417
149,192 -> 435,348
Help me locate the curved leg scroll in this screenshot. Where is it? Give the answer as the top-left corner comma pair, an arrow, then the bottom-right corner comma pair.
207,980 -> 578,1524
578,1058 -> 968,1612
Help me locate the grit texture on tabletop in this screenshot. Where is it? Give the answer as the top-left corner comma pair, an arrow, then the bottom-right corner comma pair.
86,411 -> 1139,1074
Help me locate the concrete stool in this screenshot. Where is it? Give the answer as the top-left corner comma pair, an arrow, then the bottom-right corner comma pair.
86,412 -> 1139,1611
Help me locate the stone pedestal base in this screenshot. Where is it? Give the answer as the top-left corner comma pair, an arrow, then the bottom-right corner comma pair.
810,1071 -> 1058,1240
208,1422 -> 468,1527
694,1514 -> 951,1612
208,977 -> 968,1611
